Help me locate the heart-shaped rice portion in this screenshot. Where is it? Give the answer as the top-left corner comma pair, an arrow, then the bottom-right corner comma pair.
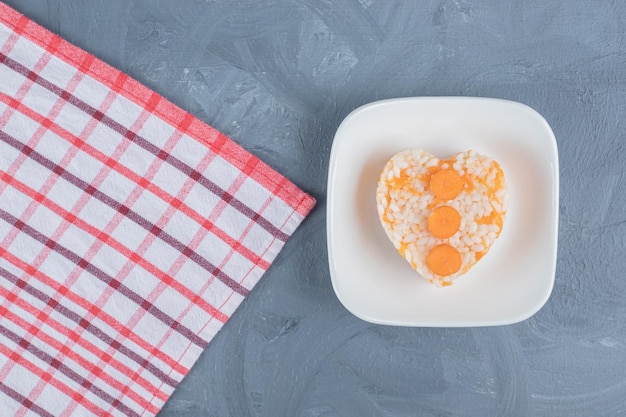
376,149 -> 508,286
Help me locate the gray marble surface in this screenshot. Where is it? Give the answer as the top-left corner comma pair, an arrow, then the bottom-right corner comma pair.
5,0 -> 626,416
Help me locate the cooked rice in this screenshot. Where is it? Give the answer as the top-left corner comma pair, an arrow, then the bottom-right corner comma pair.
376,149 -> 508,286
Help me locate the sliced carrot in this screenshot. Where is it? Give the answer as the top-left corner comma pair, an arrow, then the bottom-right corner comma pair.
430,169 -> 463,200
426,244 -> 462,276
427,206 -> 461,238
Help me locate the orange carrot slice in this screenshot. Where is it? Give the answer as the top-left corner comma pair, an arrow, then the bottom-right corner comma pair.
427,206 -> 461,238
430,169 -> 463,200
426,244 -> 462,276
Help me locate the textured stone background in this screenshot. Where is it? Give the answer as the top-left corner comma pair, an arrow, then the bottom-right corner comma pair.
6,1 -> 626,416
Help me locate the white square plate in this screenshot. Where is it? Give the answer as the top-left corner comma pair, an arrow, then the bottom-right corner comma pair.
327,97 -> 559,327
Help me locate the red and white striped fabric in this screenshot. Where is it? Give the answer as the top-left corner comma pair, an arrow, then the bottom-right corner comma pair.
0,3 -> 314,416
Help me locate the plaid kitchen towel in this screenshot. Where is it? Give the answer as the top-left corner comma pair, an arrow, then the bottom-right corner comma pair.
0,3 -> 315,416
